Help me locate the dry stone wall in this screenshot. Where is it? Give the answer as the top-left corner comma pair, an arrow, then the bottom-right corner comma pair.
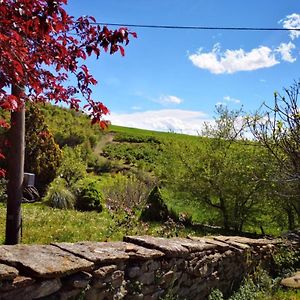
0,235 -> 290,300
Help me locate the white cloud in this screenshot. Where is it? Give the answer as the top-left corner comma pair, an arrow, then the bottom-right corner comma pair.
157,95 -> 183,105
216,102 -> 226,106
276,42 -> 296,62
189,43 -> 279,74
223,96 -> 241,104
108,109 -> 211,135
280,13 -> 300,40
131,106 -> 142,110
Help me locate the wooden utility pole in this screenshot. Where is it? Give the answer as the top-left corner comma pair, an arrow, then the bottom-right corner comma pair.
5,84 -> 25,245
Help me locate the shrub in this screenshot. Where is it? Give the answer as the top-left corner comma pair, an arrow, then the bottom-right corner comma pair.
43,178 -> 75,209
25,103 -> 62,195
140,186 -> 169,222
57,147 -> 87,187
75,177 -> 104,212
102,173 -> 154,212
0,178 -> 7,203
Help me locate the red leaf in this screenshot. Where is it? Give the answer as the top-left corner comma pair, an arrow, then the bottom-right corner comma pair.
119,45 -> 125,57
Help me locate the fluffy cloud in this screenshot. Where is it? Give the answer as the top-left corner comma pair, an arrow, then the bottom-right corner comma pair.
189,44 -> 279,74
280,13 -> 300,40
108,109 -> 211,135
157,95 -> 183,105
223,96 -> 241,104
276,42 -> 296,62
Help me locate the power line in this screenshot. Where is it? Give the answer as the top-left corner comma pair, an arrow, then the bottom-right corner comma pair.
92,22 -> 300,32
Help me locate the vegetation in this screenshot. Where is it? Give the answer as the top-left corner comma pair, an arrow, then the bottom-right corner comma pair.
25,103 -> 62,194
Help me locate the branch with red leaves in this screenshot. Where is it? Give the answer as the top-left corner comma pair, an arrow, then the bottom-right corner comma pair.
0,0 -> 136,176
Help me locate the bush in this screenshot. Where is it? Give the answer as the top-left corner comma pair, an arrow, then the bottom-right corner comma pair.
57,147 -> 87,187
0,178 -> 7,203
25,103 -> 62,195
43,178 -> 75,209
102,173 -> 154,212
75,177 -> 104,212
140,186 -> 169,222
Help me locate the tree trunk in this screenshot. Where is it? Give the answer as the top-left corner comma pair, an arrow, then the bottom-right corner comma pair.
5,84 -> 25,245
220,197 -> 230,231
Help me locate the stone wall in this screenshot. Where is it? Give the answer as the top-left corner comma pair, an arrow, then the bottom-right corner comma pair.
0,235 -> 291,300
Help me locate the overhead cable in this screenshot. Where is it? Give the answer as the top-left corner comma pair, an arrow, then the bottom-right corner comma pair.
91,22 -> 300,32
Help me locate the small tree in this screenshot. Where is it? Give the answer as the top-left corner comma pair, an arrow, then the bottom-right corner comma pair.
249,81 -> 300,227
0,0 -> 136,244
162,106 -> 272,231
25,103 -> 62,194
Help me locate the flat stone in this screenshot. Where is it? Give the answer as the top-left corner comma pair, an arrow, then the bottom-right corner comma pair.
281,272 -> 300,288
172,238 -> 217,252
124,236 -> 190,257
0,244 -> 93,278
0,263 -> 19,280
53,241 -> 164,264
94,265 -> 118,278
0,275 -> 35,292
213,237 -> 250,250
191,237 -> 230,250
0,278 -> 61,300
215,236 -> 282,246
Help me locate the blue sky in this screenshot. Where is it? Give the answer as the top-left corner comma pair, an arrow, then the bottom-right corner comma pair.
67,0 -> 300,134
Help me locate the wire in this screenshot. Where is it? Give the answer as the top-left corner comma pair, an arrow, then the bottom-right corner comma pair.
92,22 -> 300,32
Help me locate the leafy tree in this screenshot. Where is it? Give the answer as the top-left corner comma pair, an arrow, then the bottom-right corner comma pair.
0,0 -> 136,244
162,106 -> 272,231
25,103 -> 62,194
249,81 -> 300,227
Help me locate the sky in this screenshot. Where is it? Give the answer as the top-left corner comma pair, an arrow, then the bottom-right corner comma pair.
66,0 -> 300,134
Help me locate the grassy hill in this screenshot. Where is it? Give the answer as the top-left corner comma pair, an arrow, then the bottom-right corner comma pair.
0,103 -> 295,245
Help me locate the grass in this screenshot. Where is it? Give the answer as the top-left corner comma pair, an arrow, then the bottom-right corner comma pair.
258,289 -> 300,300
0,203 -> 202,244
0,203 -> 116,244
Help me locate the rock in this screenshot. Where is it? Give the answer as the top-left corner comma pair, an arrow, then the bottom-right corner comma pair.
0,275 -> 35,292
0,244 -> 93,278
124,236 -> 190,258
111,270 -> 124,288
191,237 -> 230,250
127,266 -> 141,279
0,278 -> 61,300
281,272 -> 300,288
53,241 -> 164,264
138,271 -> 155,285
0,264 -> 19,280
63,271 -> 92,289
94,265 -> 118,278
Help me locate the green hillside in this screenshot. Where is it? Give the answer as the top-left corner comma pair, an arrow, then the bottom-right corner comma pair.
0,103 -> 297,245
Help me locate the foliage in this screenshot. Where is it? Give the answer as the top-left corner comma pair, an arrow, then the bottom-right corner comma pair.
249,81 -> 300,226
40,104 -> 103,150
102,173 -> 155,212
57,147 -> 87,187
0,178 -> 7,203
74,177 -> 104,212
25,103 -> 62,194
140,186 -> 169,222
271,246 -> 300,276
161,106 -> 274,231
0,0 -> 136,128
208,289 -> 224,300
43,177 -> 75,209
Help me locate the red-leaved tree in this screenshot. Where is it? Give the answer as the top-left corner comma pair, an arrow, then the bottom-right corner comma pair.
0,0 -> 136,244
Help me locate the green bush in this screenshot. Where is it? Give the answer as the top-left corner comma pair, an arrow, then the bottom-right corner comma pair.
102,173 -> 154,212
43,178 -> 75,209
57,147 -> 87,187
0,178 -> 7,203
25,103 -> 62,195
75,177 -> 104,212
140,186 -> 169,222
